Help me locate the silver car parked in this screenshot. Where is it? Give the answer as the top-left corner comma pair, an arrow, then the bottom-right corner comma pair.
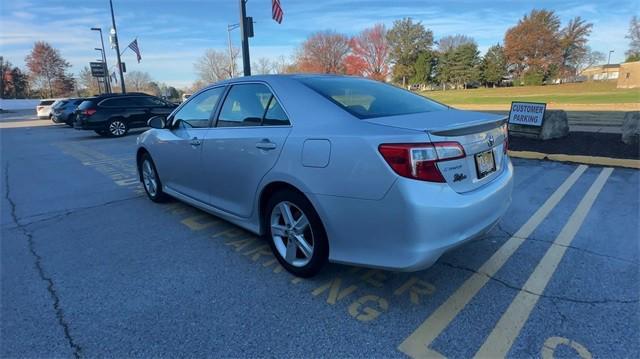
136,75 -> 513,277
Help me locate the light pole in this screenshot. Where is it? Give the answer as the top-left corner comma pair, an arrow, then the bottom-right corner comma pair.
608,50 -> 615,65
109,0 -> 126,93
90,27 -> 111,93
227,23 -> 240,78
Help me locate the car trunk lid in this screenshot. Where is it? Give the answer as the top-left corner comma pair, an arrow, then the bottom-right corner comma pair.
366,109 -> 508,193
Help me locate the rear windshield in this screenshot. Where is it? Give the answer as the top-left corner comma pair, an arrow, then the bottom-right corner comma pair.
297,77 -> 447,119
38,100 -> 55,106
78,100 -> 95,110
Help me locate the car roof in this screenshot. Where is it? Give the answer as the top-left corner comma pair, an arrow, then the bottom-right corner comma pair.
82,92 -> 153,101
204,73 -> 359,89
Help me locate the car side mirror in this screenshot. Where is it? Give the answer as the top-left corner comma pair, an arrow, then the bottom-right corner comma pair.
148,115 -> 166,129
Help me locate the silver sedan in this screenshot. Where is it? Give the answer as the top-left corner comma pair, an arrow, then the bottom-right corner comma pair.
136,75 -> 513,277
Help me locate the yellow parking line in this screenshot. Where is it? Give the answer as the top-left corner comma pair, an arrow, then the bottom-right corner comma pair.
474,167 -> 613,358
509,150 -> 640,170
398,164 -> 588,358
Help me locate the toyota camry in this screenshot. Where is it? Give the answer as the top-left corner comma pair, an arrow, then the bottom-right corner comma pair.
136,75 -> 513,277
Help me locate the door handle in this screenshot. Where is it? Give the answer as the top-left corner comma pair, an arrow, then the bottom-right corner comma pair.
255,140 -> 277,150
190,137 -> 201,146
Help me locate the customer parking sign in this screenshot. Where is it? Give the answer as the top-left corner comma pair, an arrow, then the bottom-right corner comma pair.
508,102 -> 546,127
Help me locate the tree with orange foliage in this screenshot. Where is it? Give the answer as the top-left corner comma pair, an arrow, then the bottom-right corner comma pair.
344,24 -> 390,81
25,41 -> 72,97
296,31 -> 350,74
504,9 -> 562,82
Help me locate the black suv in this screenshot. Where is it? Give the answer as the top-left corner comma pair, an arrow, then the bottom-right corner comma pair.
74,93 -> 177,137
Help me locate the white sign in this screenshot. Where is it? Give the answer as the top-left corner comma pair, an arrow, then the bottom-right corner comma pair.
509,102 -> 546,127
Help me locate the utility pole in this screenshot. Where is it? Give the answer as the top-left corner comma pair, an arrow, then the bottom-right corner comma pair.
109,0 -> 126,93
239,0 -> 251,76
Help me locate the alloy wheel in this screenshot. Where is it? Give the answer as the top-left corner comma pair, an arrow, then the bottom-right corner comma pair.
142,160 -> 157,197
109,121 -> 126,136
270,201 -> 314,267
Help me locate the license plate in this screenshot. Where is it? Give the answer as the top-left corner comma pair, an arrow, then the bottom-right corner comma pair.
475,150 -> 496,179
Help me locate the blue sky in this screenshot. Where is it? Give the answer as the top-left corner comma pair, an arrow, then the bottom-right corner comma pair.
0,0 -> 637,88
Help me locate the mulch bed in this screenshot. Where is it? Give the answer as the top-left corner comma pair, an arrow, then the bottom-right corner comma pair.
509,131 -> 640,160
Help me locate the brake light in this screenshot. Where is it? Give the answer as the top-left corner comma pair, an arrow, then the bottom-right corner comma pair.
83,109 -> 97,116
503,124 -> 509,154
37,106 -> 43,111
378,142 -> 465,183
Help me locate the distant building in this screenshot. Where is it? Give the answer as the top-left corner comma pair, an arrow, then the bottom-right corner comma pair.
580,64 -> 620,81
617,61 -> 640,89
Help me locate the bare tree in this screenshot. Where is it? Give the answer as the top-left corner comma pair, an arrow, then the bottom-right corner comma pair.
559,17 -> 593,76
437,34 -> 475,53
273,55 -> 294,74
575,47 -> 606,74
252,57 -> 274,75
125,71 -> 153,92
626,16 -> 640,61
194,48 -> 239,83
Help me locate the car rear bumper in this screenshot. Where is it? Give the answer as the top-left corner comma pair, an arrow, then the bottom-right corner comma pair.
74,118 -> 105,130
310,158 -> 514,271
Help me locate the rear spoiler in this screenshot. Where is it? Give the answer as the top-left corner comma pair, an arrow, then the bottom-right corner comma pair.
428,117 -> 507,136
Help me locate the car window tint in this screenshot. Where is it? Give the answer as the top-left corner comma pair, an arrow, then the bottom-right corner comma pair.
172,87 -> 224,128
217,84 -> 272,127
263,95 -> 290,126
298,77 -> 447,119
39,100 -> 55,106
78,100 -> 94,110
101,97 -> 137,107
136,96 -> 167,107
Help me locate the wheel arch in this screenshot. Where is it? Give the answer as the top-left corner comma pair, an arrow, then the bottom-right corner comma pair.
258,181 -> 322,236
136,147 -> 150,181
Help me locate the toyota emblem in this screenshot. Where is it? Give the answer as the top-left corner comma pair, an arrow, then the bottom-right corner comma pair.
487,135 -> 495,147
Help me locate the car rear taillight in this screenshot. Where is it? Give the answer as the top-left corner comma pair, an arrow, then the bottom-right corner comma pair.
378,142 -> 465,183
503,124 -> 509,154
37,106 -> 43,111
82,109 -> 97,116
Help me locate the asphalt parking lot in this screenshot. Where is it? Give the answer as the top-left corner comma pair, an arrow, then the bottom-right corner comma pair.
1,118 -> 639,358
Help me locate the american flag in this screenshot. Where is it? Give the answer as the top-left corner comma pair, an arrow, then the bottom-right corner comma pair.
272,0 -> 283,24
127,39 -> 142,63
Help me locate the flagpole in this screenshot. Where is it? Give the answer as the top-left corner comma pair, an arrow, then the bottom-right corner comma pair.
110,0 -> 126,93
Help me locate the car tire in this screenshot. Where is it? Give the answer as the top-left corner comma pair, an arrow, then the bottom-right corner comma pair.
107,118 -> 128,137
66,114 -> 75,127
265,189 -> 328,277
140,153 -> 168,203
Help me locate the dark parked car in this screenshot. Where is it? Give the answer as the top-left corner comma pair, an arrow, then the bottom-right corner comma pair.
74,93 -> 177,137
52,98 -> 85,126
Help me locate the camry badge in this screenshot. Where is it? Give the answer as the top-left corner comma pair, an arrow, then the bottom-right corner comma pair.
453,173 -> 467,182
487,135 -> 495,147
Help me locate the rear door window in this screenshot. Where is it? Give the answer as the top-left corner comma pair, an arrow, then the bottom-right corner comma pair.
217,83 -> 289,127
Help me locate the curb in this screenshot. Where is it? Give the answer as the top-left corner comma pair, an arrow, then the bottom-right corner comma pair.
508,150 -> 640,169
